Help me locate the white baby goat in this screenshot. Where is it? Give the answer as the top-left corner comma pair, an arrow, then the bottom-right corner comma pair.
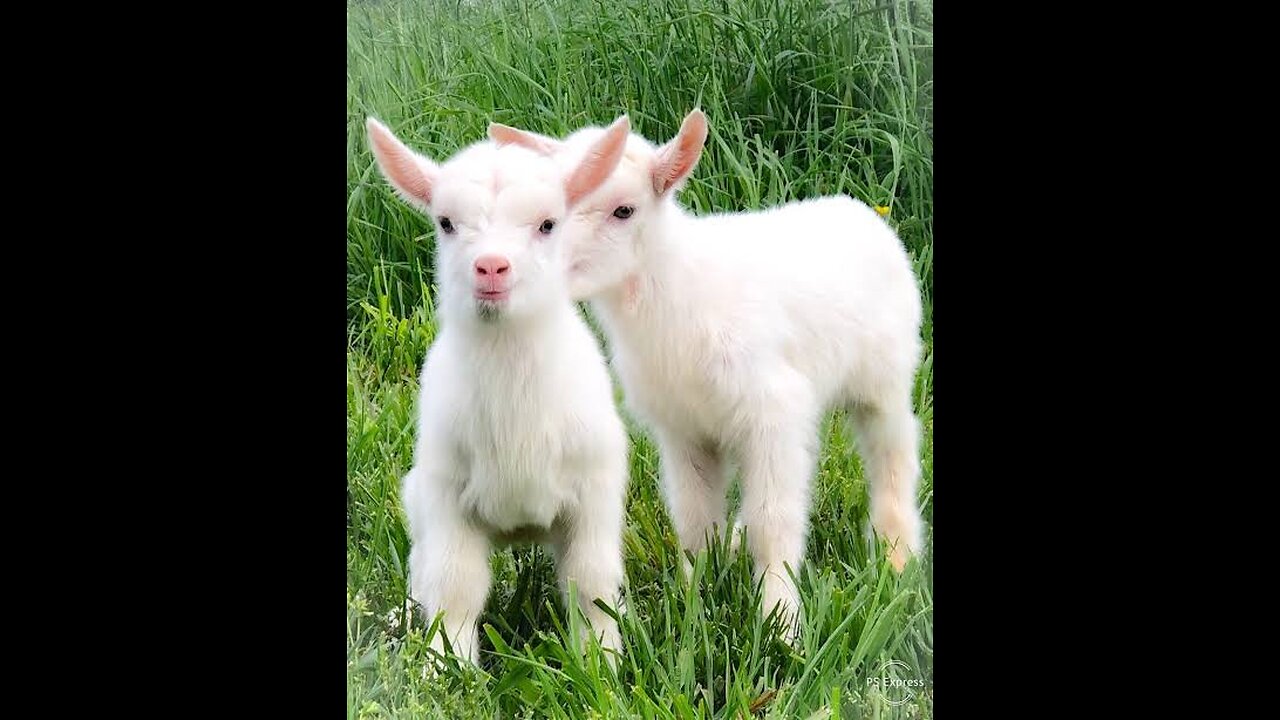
366,116 -> 634,664
490,110 -> 926,641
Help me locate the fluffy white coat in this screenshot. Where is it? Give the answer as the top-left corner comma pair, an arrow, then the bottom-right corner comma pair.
367,117 -> 634,664
490,110 -> 926,640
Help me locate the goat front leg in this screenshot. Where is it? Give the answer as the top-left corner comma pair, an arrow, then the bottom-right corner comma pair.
735,385 -> 819,645
404,469 -> 492,665
553,459 -> 627,664
656,430 -> 732,579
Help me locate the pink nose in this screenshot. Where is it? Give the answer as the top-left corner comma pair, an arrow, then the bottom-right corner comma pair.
474,255 -> 511,278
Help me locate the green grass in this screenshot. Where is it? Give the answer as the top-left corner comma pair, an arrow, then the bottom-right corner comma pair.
346,0 -> 933,717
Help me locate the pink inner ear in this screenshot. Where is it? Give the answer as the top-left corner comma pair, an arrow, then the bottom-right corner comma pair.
369,123 -> 434,206
653,111 -> 708,196
489,124 -> 559,156
565,117 -> 629,207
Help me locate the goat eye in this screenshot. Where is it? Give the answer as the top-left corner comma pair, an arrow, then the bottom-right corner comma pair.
613,205 -> 634,219
438,217 -> 455,234
539,219 -> 556,234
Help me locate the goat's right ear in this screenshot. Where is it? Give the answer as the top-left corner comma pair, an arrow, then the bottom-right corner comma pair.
564,115 -> 630,207
488,123 -> 562,156
366,117 -> 438,212
652,109 -> 708,196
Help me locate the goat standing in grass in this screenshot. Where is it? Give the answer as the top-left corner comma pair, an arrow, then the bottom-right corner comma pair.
490,110 -> 926,642
366,117 -> 634,665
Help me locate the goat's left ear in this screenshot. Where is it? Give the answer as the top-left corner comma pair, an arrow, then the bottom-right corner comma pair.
652,109 -> 707,196
564,115 -> 629,207
488,123 -> 562,156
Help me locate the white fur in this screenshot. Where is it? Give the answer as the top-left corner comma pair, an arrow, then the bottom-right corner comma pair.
491,112 -> 926,642
367,118 -> 630,665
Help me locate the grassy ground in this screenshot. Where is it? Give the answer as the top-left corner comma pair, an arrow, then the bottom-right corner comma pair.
346,0 -> 933,717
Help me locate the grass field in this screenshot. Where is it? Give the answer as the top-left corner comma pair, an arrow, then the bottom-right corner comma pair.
346,0 -> 933,716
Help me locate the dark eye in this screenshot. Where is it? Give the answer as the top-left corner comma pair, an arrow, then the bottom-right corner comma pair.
613,205 -> 634,219
438,217 -> 455,234
539,219 -> 556,234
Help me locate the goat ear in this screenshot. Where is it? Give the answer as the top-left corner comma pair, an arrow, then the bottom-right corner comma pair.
366,117 -> 439,212
488,123 -> 562,156
564,115 -> 629,207
652,109 -> 707,196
